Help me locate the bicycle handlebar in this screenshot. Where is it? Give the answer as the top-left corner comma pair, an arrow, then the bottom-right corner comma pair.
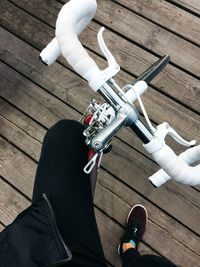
40,0 -> 105,90
133,55 -> 170,84
56,0 -> 104,87
40,0 -> 200,187
148,145 -> 200,187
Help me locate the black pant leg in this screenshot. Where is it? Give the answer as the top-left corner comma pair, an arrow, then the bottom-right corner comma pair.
122,248 -> 177,267
32,120 -> 107,267
122,248 -> 141,267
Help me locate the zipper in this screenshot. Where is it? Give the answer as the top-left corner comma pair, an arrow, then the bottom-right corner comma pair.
42,193 -> 72,267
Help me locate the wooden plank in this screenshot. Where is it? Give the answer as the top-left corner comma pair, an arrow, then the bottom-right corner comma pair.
112,0 -> 200,45
0,98 -> 45,143
0,99 -> 42,162
59,0 -> 200,76
0,62 -> 80,128
61,0 -> 200,16
0,26 -> 199,150
0,115 -> 42,161
0,223 -> 5,232
0,177 -> 30,225
1,117 -> 200,265
167,0 -> 200,16
96,0 -> 200,77
0,77 -> 59,129
4,0 -> 200,113
0,136 -> 36,197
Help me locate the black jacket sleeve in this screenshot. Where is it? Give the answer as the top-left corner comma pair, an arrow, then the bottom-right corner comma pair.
0,193 -> 72,267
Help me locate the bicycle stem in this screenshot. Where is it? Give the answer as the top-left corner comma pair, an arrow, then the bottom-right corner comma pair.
90,82 -> 154,151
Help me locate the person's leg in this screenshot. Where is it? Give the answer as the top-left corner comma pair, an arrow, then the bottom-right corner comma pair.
122,249 -> 177,267
32,120 -> 107,267
119,205 -> 177,267
121,248 -> 141,267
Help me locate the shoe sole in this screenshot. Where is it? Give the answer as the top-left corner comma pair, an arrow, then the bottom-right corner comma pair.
117,243 -> 121,256
118,204 -> 148,256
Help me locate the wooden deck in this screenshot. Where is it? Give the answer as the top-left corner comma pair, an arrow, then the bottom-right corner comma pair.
0,0 -> 200,266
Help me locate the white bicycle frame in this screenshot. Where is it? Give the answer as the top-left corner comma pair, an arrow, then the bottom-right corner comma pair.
40,0 -> 200,188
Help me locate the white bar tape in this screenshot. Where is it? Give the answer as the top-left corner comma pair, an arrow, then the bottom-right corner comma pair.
125,81 -> 148,103
149,144 -> 200,187
40,0 -> 105,91
40,11 -> 95,67
40,38 -> 60,66
40,0 -> 97,66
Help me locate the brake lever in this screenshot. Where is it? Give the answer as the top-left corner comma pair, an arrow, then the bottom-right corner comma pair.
97,27 -> 120,80
155,122 -> 196,147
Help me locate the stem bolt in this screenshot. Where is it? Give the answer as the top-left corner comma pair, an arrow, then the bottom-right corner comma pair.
93,142 -> 101,150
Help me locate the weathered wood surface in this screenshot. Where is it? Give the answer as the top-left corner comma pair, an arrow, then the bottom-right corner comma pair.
167,0 -> 200,15
0,101 -> 200,266
95,0 -> 200,78
1,51 -> 200,235
0,15 -> 199,161
0,0 -> 200,266
0,59 -> 200,265
112,0 -> 200,45
0,223 -> 5,232
0,118 -> 157,266
61,0 -> 200,76
1,27 -> 199,161
2,0 -> 199,114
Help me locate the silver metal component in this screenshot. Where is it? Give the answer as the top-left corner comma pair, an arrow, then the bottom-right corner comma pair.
91,111 -> 127,151
120,103 -> 139,126
134,120 -> 154,142
84,152 -> 101,174
103,140 -> 112,151
93,142 -> 102,150
100,83 -> 125,107
109,78 -> 130,102
87,100 -> 140,151
83,74 -> 152,162
99,87 -> 119,110
85,138 -> 90,146
83,121 -> 98,138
